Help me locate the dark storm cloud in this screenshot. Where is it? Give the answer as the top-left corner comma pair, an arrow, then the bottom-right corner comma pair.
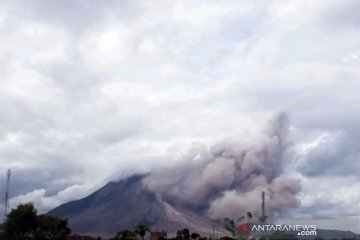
296,194 -> 360,220
0,164 -> 80,198
297,131 -> 360,178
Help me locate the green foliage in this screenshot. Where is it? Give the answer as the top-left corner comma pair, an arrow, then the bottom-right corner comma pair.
191,232 -> 200,239
114,230 -> 137,240
113,224 -> 152,240
35,214 -> 71,240
175,228 -> 201,240
176,228 -> 190,240
134,224 -> 150,240
3,203 -> 71,240
0,223 -> 5,239
4,203 -> 38,240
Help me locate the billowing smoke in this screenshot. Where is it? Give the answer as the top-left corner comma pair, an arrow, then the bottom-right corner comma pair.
143,113 -> 300,219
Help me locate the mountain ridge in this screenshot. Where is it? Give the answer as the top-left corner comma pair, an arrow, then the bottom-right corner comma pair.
48,174 -> 224,237
49,174 -> 360,239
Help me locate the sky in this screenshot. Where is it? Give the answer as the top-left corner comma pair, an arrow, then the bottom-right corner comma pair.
0,0 -> 360,232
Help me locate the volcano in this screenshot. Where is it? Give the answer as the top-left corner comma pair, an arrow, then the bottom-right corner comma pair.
48,174 -> 223,237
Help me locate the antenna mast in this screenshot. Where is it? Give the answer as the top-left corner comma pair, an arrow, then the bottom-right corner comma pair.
262,191 -> 265,217
3,169 -> 11,221
259,191 -> 267,223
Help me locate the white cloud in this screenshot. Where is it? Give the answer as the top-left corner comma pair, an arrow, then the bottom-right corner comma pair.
9,183 -> 99,212
0,1 -> 360,231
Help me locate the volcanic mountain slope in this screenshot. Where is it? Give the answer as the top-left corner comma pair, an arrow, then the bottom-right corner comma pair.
49,174 -> 223,237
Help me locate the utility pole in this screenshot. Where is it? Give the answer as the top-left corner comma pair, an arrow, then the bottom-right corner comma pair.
212,224 -> 215,239
3,169 -> 11,222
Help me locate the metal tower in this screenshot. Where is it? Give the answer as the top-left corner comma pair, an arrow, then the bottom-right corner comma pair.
3,169 -> 11,221
259,191 -> 267,223
261,191 -> 265,217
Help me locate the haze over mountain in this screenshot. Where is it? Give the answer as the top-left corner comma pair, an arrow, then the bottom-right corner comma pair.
48,174 -> 225,237
49,174 -> 360,240
49,114 -> 302,236
2,0 -> 360,235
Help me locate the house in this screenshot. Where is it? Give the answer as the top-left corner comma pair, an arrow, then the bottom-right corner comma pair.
149,230 -> 167,240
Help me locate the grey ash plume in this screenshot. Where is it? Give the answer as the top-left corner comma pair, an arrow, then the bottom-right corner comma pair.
143,113 -> 300,219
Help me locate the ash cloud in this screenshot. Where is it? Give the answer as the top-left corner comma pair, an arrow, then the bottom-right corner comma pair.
143,113 -> 300,219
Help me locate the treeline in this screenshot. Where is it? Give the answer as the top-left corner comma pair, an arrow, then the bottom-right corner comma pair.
0,203 -> 357,240
0,203 -> 70,240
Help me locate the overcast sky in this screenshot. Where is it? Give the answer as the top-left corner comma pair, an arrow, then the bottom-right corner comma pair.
0,0 -> 360,231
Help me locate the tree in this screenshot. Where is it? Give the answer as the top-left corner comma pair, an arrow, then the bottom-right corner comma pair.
0,223 -> 5,240
115,230 -> 137,240
176,228 -> 192,240
183,228 -> 190,240
4,203 -> 38,240
191,232 -> 200,239
134,224 -> 150,240
35,214 -> 71,240
3,203 -> 71,240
